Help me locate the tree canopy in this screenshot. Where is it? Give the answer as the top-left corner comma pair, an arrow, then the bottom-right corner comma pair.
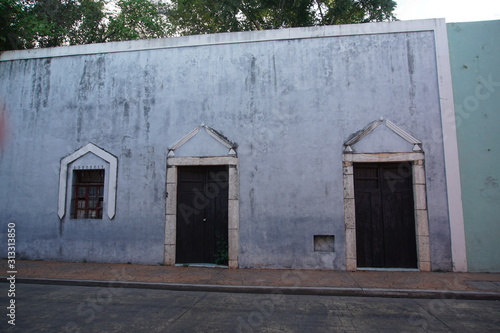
168,0 -> 397,35
0,0 -> 397,51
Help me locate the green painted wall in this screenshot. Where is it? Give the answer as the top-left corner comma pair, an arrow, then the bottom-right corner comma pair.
448,20 -> 500,272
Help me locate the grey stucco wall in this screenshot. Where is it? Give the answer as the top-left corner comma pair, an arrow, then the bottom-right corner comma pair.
0,24 -> 452,270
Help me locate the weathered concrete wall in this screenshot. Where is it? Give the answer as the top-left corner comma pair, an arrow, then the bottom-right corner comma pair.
0,20 -> 453,270
448,20 -> 500,272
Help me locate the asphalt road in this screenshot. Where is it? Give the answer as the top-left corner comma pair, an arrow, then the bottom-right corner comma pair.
1,283 -> 500,332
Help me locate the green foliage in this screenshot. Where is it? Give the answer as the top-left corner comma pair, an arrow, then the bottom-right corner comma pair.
0,0 -> 25,50
167,0 -> 397,35
0,0 -> 170,50
215,237 -> 229,266
0,0 -> 397,51
166,0 -> 315,35
106,0 -> 171,41
24,0 -> 87,47
0,0 -> 108,49
68,0 -> 107,45
166,0 -> 244,35
316,0 -> 396,25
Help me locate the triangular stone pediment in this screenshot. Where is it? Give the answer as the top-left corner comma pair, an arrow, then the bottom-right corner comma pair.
168,124 -> 237,157
344,118 -> 422,153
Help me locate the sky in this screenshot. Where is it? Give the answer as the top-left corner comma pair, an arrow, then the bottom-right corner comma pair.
394,0 -> 500,23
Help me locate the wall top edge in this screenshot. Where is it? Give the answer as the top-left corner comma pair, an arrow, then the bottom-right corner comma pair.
0,18 -> 446,62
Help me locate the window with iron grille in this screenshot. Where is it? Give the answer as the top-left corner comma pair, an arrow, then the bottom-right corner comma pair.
71,170 -> 105,219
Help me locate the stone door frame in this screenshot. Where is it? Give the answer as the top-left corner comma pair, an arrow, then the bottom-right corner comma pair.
343,152 -> 431,271
164,156 -> 239,268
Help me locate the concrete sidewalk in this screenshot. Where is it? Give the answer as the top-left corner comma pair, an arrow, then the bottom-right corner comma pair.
2,260 -> 500,300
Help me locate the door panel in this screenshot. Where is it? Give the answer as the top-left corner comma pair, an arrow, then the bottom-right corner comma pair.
354,163 -> 417,268
176,166 -> 228,264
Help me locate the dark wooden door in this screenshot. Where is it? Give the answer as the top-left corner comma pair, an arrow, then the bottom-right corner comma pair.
176,166 -> 228,264
354,163 -> 417,268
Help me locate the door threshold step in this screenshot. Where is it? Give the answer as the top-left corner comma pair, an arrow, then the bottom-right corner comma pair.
357,267 -> 419,271
175,263 -> 228,268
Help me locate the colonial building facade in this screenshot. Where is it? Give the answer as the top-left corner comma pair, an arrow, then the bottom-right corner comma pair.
0,19 -> 473,271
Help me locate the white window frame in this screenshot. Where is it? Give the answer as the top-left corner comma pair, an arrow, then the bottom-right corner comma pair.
58,143 -> 118,220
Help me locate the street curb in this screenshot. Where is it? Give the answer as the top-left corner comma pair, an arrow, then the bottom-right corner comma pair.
3,277 -> 500,300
